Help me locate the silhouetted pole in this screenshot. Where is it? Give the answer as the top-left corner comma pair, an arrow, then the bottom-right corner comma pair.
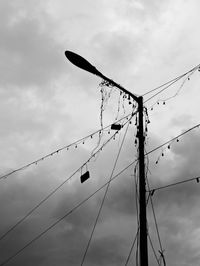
64,51 -> 148,266
138,96 -> 148,266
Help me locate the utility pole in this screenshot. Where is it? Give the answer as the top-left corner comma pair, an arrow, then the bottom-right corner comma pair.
138,96 -> 148,266
65,50 -> 148,266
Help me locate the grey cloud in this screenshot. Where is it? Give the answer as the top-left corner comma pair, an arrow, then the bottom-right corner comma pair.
91,31 -> 145,77
85,235 -> 125,266
0,1 -> 67,88
145,131 -> 200,265
1,1 -> 200,265
1,130 -> 200,265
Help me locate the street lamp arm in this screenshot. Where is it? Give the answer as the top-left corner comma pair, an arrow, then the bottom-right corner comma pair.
99,73 -> 138,102
65,50 -> 138,102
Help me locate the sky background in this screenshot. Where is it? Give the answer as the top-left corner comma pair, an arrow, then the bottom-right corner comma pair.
0,0 -> 200,265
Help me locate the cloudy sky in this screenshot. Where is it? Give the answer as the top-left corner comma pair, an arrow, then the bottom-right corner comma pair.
0,0 -> 200,265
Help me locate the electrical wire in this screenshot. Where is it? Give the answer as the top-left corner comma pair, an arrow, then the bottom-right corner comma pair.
2,61 -> 200,181
124,229 -> 139,266
148,233 -> 160,265
123,193 -> 152,266
0,119 -> 199,264
1,62 -> 199,265
2,65 -> 198,181
147,178 -> 163,252
123,121 -> 200,265
142,63 -> 200,97
81,116 -> 131,265
147,178 -> 165,266
0,116 -> 133,242
0,153 -> 138,266
0,113 -> 131,180
1,120 -> 198,244
2,123 -> 199,265
148,175 -> 200,193
146,122 -> 200,156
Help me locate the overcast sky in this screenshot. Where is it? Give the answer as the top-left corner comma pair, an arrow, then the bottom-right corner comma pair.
0,0 -> 200,265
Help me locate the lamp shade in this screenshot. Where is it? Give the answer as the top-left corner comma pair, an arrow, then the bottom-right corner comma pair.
65,51 -> 102,77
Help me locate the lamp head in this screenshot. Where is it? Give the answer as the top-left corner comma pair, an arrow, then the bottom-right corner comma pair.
65,50 -> 102,77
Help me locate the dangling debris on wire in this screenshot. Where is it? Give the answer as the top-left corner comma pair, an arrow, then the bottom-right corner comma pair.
99,80 -> 114,129
111,124 -> 122,130
91,80 -> 114,155
80,171 -> 90,183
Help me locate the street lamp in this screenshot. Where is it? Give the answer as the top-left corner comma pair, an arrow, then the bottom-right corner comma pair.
65,50 -> 148,266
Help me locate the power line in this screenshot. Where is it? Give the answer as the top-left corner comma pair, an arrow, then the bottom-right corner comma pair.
142,63 -> 200,97
124,229 -> 139,266
147,179 -> 163,253
0,113 -> 131,180
148,233 -> 160,265
0,116 -> 134,242
2,65 -> 197,182
81,118 -> 130,265
149,175 -> 200,193
147,179 -> 166,266
0,154 -> 138,266
147,122 -> 200,156
1,61 -> 199,264
2,64 -> 195,182
1,119 -> 198,245
123,181 -> 152,266
2,59 -> 199,182
1,120 -> 200,265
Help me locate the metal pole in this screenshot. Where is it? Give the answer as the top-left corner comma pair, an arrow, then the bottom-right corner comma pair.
138,96 -> 148,266
64,51 -> 149,265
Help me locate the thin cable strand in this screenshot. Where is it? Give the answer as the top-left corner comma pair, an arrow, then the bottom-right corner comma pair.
124,229 -> 139,266
148,233 -> 160,265
81,117 -> 131,265
0,117 -> 133,242
3,126 -> 199,266
142,63 -> 200,97
1,120 -> 198,243
2,63 -> 200,181
0,114 -> 131,180
1,65 -> 199,264
148,175 -> 200,193
2,68 -> 197,181
147,178 -> 164,257
0,157 -> 138,266
146,123 -> 200,155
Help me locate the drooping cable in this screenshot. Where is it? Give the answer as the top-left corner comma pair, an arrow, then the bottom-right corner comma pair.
159,250 -> 166,266
148,233 -> 160,265
146,122 -> 200,156
1,62 -> 200,265
124,229 -> 139,266
80,115 -> 132,265
148,175 -> 200,193
3,119 -> 197,242
0,116 -> 133,242
142,63 -> 200,97
147,178 -> 165,265
3,124 -> 199,266
2,62 -> 200,181
2,67 -> 198,182
0,113 -> 131,180
124,173 -> 152,266
0,153 -> 138,266
1,121 -> 199,260
147,180 -> 163,250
